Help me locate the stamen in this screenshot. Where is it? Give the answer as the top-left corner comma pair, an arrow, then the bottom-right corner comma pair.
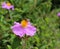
21,20 -> 28,28
6,2 -> 11,6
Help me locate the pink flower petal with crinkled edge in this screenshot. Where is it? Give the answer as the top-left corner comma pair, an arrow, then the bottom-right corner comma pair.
11,22 -> 25,37
6,5 -> 14,10
24,25 -> 36,36
2,2 -> 7,8
11,5 -> 14,10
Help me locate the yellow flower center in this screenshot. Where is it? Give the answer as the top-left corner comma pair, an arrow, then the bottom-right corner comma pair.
6,2 -> 11,6
21,20 -> 28,28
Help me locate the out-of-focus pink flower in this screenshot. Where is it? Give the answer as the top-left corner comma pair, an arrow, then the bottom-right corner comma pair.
2,2 -> 14,10
11,20 -> 36,37
57,12 -> 60,17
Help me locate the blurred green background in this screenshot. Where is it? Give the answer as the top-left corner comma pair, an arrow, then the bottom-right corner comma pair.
0,0 -> 60,49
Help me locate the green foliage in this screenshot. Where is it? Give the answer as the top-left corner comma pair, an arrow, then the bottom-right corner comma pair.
0,0 -> 60,49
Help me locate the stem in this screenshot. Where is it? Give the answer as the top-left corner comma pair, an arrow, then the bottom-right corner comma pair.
34,0 -> 37,8
8,10 -> 14,22
22,37 -> 27,49
8,10 -> 12,19
22,38 -> 26,49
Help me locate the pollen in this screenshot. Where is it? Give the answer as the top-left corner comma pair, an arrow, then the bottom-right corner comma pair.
21,20 -> 28,28
6,2 -> 11,6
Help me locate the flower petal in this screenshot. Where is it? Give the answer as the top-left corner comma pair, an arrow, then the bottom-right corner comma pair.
11,22 -> 25,37
2,2 -> 7,8
6,5 -> 14,10
25,25 -> 36,36
57,12 -> 60,16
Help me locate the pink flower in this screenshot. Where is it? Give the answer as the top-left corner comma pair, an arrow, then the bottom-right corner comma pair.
57,12 -> 60,17
2,2 -> 14,10
11,20 -> 36,37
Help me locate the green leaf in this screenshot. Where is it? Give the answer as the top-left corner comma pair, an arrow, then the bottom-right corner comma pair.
7,45 -> 12,49
11,36 -> 21,49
